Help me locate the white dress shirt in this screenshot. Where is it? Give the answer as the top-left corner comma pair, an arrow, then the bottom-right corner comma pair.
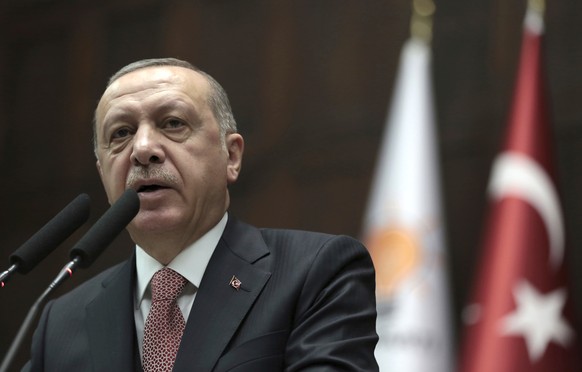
133,213 -> 228,358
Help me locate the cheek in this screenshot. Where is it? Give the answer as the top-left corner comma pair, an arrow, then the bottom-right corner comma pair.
179,153 -> 226,189
100,158 -> 128,192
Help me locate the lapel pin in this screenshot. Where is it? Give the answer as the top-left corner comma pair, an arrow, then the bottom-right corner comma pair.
229,275 -> 242,290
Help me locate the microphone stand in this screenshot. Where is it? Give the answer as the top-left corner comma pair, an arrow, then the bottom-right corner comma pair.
0,264 -> 18,287
0,257 -> 81,372
1,189 -> 139,371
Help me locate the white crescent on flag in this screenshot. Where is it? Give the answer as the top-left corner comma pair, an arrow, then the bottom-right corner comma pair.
487,152 -> 564,268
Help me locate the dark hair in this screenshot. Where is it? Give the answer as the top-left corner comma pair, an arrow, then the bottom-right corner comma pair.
93,58 -> 237,153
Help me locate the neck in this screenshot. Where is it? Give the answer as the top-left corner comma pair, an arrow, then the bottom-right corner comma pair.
128,223 -> 205,264
128,213 -> 226,265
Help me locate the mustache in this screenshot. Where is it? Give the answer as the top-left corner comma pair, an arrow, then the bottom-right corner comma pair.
126,167 -> 179,189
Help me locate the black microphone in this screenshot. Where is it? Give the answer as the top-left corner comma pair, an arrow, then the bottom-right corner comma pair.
39,188 -> 139,299
69,188 -> 140,268
0,193 -> 91,286
0,189 -> 139,372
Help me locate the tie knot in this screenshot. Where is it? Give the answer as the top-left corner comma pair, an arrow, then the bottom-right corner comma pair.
150,268 -> 187,302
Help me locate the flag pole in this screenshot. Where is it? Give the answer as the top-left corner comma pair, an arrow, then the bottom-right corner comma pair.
410,0 -> 435,43
527,0 -> 545,16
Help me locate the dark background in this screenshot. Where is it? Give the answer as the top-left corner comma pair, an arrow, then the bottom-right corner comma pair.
1,0 -> 581,370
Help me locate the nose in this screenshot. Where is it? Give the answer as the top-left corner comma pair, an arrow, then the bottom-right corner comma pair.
130,125 -> 165,166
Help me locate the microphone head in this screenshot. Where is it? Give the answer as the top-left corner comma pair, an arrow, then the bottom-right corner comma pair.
69,189 -> 140,268
9,193 -> 91,274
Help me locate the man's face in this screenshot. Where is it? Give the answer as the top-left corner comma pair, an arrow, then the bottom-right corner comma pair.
94,66 -> 243,249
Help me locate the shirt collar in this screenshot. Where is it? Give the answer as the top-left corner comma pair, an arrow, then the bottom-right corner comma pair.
134,212 -> 228,308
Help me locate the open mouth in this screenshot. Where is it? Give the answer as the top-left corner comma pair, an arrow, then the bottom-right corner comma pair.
137,185 -> 167,193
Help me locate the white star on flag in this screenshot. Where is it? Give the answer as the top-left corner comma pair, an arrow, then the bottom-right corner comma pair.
499,279 -> 574,362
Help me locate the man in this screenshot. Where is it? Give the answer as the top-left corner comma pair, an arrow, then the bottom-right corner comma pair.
25,58 -> 379,371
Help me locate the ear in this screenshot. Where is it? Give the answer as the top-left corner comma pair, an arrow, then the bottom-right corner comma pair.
225,133 -> 244,184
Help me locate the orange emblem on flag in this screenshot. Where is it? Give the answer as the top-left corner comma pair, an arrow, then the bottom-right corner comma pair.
365,227 -> 420,298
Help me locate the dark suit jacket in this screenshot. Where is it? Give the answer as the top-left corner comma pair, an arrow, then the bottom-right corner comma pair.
25,217 -> 379,371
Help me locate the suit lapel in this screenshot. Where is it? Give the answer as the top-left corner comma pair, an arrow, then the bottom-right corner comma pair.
85,258 -> 138,372
173,218 -> 271,372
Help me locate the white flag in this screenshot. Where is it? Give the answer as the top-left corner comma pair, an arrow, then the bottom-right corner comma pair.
362,37 -> 453,372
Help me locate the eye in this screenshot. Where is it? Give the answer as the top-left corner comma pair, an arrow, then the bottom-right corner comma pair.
112,127 -> 133,139
165,118 -> 185,129
160,116 -> 193,142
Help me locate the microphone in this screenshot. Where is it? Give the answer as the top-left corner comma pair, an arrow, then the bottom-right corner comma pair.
0,193 -> 91,286
0,189 -> 139,372
40,188 -> 139,302
69,188 -> 140,268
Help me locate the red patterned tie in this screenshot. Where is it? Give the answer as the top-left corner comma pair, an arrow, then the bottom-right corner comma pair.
142,268 -> 187,372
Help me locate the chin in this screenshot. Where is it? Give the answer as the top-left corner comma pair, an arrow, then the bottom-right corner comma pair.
129,211 -> 184,235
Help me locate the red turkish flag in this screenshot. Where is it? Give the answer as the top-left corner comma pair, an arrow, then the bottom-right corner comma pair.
459,8 -> 581,372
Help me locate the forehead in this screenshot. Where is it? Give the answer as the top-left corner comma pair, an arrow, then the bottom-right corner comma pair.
96,66 -> 210,122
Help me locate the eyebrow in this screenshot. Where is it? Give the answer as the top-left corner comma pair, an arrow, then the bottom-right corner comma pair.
101,108 -> 136,128
154,98 -> 198,115
102,97 -> 201,128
